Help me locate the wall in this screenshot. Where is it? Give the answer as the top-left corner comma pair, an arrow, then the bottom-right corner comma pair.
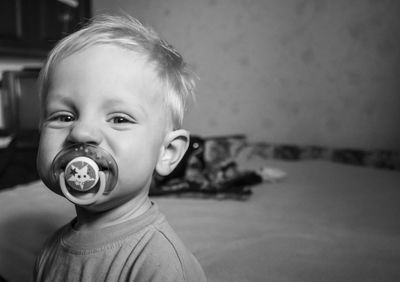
93,0 -> 400,151
1,0 -> 398,151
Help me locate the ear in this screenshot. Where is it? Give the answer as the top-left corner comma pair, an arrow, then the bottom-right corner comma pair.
156,129 -> 190,176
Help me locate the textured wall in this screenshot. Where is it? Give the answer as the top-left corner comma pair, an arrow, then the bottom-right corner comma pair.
53,1 -> 400,150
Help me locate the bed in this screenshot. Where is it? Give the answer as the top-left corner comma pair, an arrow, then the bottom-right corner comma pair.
1,142 -> 400,282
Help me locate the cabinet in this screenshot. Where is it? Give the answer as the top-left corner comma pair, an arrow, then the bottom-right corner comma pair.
0,0 -> 91,57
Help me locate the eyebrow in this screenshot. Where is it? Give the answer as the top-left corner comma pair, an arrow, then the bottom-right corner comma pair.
46,93 -> 75,108
103,98 -> 148,118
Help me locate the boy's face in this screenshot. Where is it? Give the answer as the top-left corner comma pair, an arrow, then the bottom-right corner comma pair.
37,44 -> 170,210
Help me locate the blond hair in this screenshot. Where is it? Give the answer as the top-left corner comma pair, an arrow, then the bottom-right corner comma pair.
39,14 -> 196,128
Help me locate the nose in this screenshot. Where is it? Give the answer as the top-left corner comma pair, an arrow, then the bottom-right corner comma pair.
67,120 -> 104,145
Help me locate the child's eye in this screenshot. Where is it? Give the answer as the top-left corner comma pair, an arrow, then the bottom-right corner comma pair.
107,114 -> 136,125
110,117 -> 129,124
44,112 -> 75,128
48,112 -> 75,123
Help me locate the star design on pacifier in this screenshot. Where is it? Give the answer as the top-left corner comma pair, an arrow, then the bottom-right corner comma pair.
70,167 -> 77,176
67,164 -> 96,190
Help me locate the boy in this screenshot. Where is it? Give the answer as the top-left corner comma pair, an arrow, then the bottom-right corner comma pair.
34,14 -> 207,281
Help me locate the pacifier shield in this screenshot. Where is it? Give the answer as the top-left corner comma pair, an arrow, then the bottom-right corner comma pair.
65,156 -> 99,192
50,143 -> 119,203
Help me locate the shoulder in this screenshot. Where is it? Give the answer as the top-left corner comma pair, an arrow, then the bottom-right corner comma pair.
36,221 -> 71,257
33,222 -> 71,279
129,218 -> 206,282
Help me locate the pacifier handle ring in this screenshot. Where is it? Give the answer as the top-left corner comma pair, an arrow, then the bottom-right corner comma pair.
59,171 -> 106,206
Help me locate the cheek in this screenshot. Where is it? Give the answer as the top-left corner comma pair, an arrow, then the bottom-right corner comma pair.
36,139 -> 65,196
114,156 -> 155,198
37,130 -> 65,171
118,148 -> 157,175
36,143 -> 54,184
114,140 -> 162,183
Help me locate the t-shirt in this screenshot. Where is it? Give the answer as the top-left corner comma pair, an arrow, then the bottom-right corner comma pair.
34,203 -> 207,282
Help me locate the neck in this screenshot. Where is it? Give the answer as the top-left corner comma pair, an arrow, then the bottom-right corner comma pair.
74,194 -> 152,230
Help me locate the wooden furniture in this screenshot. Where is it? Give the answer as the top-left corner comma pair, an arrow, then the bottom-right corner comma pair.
0,0 -> 91,57
0,69 -> 41,189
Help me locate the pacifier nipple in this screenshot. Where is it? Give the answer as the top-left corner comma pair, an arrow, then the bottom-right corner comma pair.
50,144 -> 118,206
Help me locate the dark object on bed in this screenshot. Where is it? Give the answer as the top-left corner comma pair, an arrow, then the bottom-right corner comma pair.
151,135 -> 263,199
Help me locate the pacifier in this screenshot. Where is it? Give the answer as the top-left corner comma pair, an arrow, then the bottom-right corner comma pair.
50,144 -> 118,206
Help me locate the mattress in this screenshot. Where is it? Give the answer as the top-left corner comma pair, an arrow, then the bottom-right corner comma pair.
1,159 -> 400,282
